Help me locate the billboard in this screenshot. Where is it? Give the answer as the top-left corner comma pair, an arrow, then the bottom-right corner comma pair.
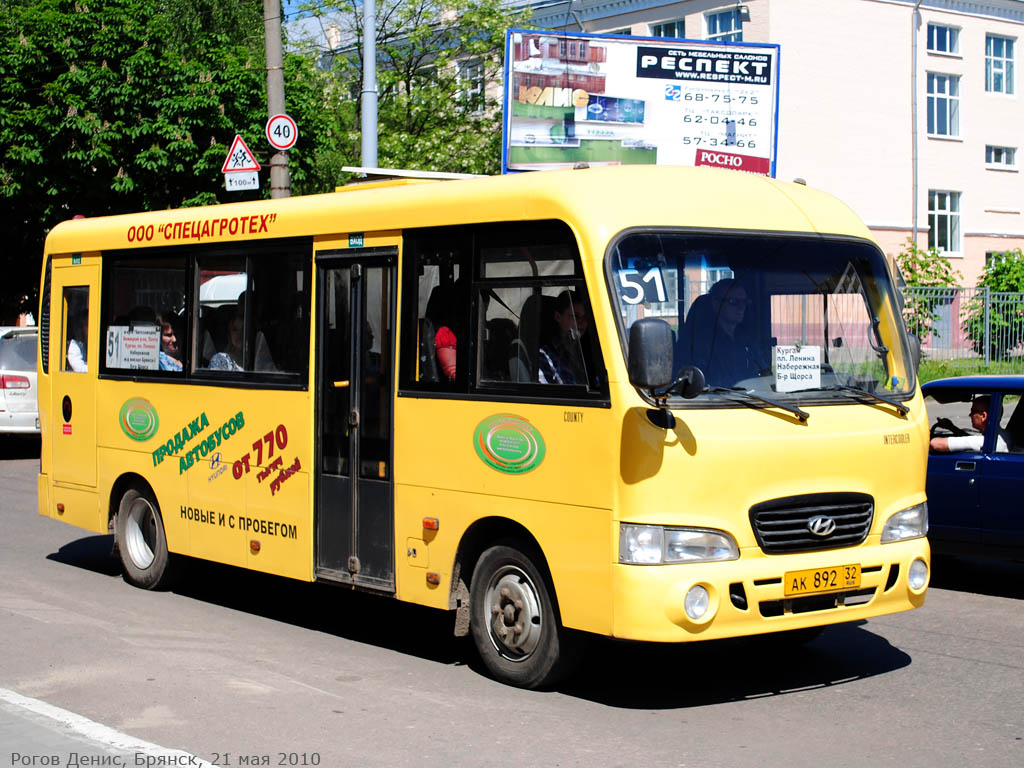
502,30 -> 780,176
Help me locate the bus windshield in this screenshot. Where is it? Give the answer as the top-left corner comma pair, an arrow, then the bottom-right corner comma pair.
608,232 -> 914,402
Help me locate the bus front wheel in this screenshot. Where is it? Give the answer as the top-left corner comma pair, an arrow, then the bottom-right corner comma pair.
469,544 -> 574,689
115,485 -> 176,590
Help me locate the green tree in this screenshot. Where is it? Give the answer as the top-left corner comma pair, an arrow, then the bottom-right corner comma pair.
893,237 -> 962,341
297,0 -> 529,176
963,249 -> 1024,361
0,0 -> 343,320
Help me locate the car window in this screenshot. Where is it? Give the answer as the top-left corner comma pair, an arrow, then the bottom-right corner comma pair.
925,392 -> 977,440
0,334 -> 37,371
1003,394 -> 1024,454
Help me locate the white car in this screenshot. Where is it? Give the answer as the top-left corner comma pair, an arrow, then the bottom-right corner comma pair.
0,327 -> 39,434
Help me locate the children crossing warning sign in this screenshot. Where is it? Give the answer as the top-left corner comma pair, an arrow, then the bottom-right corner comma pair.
221,135 -> 261,173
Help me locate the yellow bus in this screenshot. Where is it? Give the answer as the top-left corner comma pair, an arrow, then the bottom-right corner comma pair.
37,165 -> 929,688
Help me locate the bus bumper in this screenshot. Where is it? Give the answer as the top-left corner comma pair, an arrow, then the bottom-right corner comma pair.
609,538 -> 929,642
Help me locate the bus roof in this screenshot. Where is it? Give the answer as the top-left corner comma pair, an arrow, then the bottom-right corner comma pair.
44,165 -> 873,256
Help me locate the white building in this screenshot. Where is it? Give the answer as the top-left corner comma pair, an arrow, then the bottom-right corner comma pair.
523,0 -> 1024,285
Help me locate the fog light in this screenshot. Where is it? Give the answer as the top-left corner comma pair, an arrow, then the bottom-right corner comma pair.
908,559 -> 928,590
684,585 -> 710,620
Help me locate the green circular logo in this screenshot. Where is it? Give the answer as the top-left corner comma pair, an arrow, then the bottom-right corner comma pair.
473,414 -> 546,475
119,398 -> 159,442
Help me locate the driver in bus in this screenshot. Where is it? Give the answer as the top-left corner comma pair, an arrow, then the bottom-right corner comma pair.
691,278 -> 766,387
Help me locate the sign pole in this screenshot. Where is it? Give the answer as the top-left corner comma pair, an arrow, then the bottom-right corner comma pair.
264,0 -> 291,198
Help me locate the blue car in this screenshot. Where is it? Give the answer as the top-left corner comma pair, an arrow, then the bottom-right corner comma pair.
923,375 -> 1024,561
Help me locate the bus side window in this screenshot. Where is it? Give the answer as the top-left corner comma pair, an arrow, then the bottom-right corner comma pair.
475,226 -> 605,393
62,286 -> 90,373
102,256 -> 187,374
408,234 -> 471,389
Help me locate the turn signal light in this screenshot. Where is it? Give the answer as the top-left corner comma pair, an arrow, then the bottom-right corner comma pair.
426,572 -> 440,586
422,517 -> 439,531
250,540 -> 261,554
56,503 -> 65,515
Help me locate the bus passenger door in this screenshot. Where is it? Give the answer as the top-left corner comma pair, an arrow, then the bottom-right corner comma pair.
50,261 -> 100,488
315,250 -> 396,591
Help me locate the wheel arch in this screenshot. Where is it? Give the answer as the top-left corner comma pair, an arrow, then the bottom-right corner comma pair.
107,472 -> 155,533
448,516 -> 561,635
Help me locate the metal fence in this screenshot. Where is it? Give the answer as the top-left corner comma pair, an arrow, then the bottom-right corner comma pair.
901,285 -> 1024,372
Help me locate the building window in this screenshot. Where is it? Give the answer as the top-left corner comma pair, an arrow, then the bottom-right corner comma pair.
611,28 -> 631,36
707,10 -> 742,42
927,73 -> 959,136
652,20 -> 685,39
458,58 -> 484,111
928,191 -> 961,255
986,35 -> 1015,94
927,23 -> 959,54
986,145 -> 1017,167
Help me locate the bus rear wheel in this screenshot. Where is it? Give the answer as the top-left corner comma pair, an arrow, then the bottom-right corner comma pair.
469,544 -> 574,689
115,485 -> 176,590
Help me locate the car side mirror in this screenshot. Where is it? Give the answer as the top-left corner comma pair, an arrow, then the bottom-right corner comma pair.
628,318 -> 673,390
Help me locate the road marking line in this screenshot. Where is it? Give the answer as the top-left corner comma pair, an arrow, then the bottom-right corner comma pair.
0,687 -> 213,766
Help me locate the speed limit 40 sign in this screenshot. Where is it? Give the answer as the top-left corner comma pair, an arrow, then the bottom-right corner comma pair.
265,113 -> 298,151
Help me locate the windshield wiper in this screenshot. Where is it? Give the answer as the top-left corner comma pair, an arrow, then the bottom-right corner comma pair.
705,386 -> 809,423
804,384 -> 909,416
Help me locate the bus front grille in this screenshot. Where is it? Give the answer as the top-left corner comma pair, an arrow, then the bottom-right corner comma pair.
748,492 -> 874,554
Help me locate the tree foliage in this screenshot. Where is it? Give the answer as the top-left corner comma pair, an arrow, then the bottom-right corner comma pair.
296,0 -> 529,175
893,237 -> 962,340
963,249 -> 1024,360
1,0 -> 525,319
0,0 -> 342,320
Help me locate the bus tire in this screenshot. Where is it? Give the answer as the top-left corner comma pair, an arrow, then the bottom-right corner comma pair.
469,544 -> 574,689
115,485 -> 177,590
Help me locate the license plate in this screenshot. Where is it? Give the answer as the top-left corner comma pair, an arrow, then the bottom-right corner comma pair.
784,564 -> 861,596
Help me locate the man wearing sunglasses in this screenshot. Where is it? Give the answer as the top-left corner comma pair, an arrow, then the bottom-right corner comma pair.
930,395 -> 1010,453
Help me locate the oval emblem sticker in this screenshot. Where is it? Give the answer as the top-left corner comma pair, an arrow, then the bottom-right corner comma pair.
474,414 -> 546,475
119,398 -> 159,442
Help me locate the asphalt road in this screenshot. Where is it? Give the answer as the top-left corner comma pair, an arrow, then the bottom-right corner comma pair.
1,436 -> 1021,768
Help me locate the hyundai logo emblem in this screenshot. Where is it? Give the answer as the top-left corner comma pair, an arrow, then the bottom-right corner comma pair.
807,515 -> 837,537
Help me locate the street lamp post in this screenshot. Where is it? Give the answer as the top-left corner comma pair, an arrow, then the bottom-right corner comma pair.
361,0 -> 379,168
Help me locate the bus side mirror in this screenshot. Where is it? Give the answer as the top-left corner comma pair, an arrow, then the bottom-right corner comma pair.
908,332 -> 921,372
628,318 -> 673,390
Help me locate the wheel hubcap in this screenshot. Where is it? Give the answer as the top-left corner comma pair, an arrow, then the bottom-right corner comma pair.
485,565 -> 543,661
124,498 -> 157,570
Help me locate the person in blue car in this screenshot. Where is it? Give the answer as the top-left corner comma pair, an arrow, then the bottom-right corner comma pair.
930,396 -> 1009,453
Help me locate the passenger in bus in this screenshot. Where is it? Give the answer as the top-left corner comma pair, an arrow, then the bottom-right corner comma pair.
208,306 -> 277,372
690,279 -> 766,387
209,312 -> 245,371
538,290 -> 589,385
66,311 -> 88,373
424,283 -> 461,382
484,317 -> 517,381
157,312 -> 183,372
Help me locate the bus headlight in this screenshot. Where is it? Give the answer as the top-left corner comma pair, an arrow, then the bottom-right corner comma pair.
619,525 -> 739,564
881,503 -> 929,543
